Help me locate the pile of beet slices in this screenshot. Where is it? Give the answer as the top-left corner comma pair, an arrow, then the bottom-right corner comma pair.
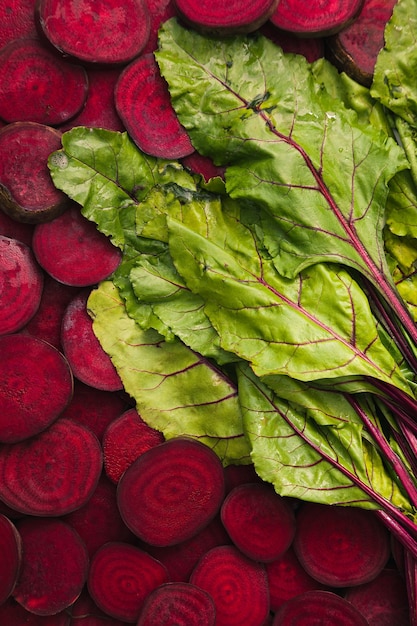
0,0 -> 410,624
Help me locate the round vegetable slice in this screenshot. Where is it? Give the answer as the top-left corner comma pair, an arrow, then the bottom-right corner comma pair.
87,542 -> 169,622
137,582 -> 216,626
0,236 -> 44,336
190,545 -> 270,626
220,482 -> 296,562
269,0 -> 365,36
0,418 -> 102,516
13,518 -> 89,616
0,334 -> 73,443
293,503 -> 391,587
174,0 -> 279,34
117,437 -> 225,546
272,590 -> 369,625
0,515 -> 22,605
37,0 -> 151,65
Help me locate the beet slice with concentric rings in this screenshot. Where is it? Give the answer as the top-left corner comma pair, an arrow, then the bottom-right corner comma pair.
0,334 -> 73,443
269,0 -> 365,37
0,236 -> 44,336
190,545 -> 270,626
13,518 -> 89,616
272,590 -> 369,625
0,418 -> 102,516
117,437 -> 225,546
0,515 -> 22,605
174,0 -> 279,34
293,502 -> 391,587
137,582 -> 216,626
87,542 -> 169,622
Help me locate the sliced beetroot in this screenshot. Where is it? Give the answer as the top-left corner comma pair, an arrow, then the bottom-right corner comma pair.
223,462 -> 262,493
0,209 -> 35,246
0,598 -> 71,626
0,236 -> 43,336
61,289 -> 124,391
117,437 -> 225,546
0,417 -> 102,516
174,0 -> 279,34
0,334 -> 73,442
345,568 -> 409,626
137,582 -> 216,626
221,483 -> 296,562
325,0 -> 398,87
272,590 -> 369,625
0,122 -> 69,223
37,0 -> 151,65
269,0 -> 365,37
0,0 -> 39,50
190,545 -> 270,626
0,515 -> 22,605
141,0 -> 178,54
13,518 -> 89,616
0,37 -> 88,125
181,152 -> 226,183
260,22 -> 325,63
115,53 -> 194,159
32,203 -> 122,287
87,542 -> 169,622
293,502 -> 391,587
68,588 -> 128,625
103,407 -> 165,483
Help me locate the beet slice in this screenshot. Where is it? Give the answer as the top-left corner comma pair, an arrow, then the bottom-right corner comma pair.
0,417 -> 102,516
325,0 -> 398,87
0,209 -> 35,246
0,122 -> 69,223
88,542 -> 169,622
0,598 -> 70,625
68,588 -> 128,625
269,0 -> 365,37
137,582 -> 216,626
0,334 -> 73,442
117,437 -> 225,546
223,462 -> 262,493
103,407 -> 165,484
0,235 -> 44,336
190,545 -> 270,626
221,483 -> 296,562
13,518 -> 89,616
0,515 -> 22,605
141,0 -> 178,54
37,0 -> 151,65
181,152 -> 226,183
115,53 -> 194,159
0,0 -> 39,50
272,590 -> 369,625
61,289 -> 124,391
293,502 -> 391,587
0,37 -> 88,125
174,0 -> 279,34
32,203 -> 122,287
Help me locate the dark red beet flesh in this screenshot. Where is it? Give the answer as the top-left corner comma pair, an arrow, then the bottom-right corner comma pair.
37,0 -> 151,65
272,590 -> 369,625
174,0 -> 279,34
137,582 -> 216,626
0,597 -> 70,625
0,334 -> 73,442
0,209 -> 35,246
87,542 -> 169,622
117,437 -> 225,546
181,152 -> 226,182
115,53 -> 194,159
0,515 -> 22,605
0,0 -> 39,50
13,517 -> 89,616
0,417 -> 102,516
141,0 -> 178,54
32,202 -> 122,287
269,0 -> 365,36
0,235 -> 44,335
260,22 -> 325,62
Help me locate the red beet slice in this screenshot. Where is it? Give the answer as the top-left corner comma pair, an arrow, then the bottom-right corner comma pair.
103,407 -> 165,483
293,503 -> 391,587
0,515 -> 22,605
174,0 -> 279,34
61,289 -> 124,391
115,53 -> 194,159
32,203 -> 122,287
0,209 -> 35,246
0,598 -> 70,625
0,235 -> 43,336
0,122 -> 69,223
272,590 -> 369,625
68,588 -> 128,625
87,542 -> 169,622
141,0 -> 178,54
221,483 -> 296,562
137,582 -> 216,626
13,518 -> 89,616
345,568 -> 410,626
223,462 -> 262,493
117,437 -> 225,546
0,37 -> 88,125
37,0 -> 151,65
181,152 -> 226,182
325,0 -> 398,87
0,417 -> 102,516
190,545 -> 270,626
0,334 -> 73,442
0,0 -> 39,50
269,0 -> 365,36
